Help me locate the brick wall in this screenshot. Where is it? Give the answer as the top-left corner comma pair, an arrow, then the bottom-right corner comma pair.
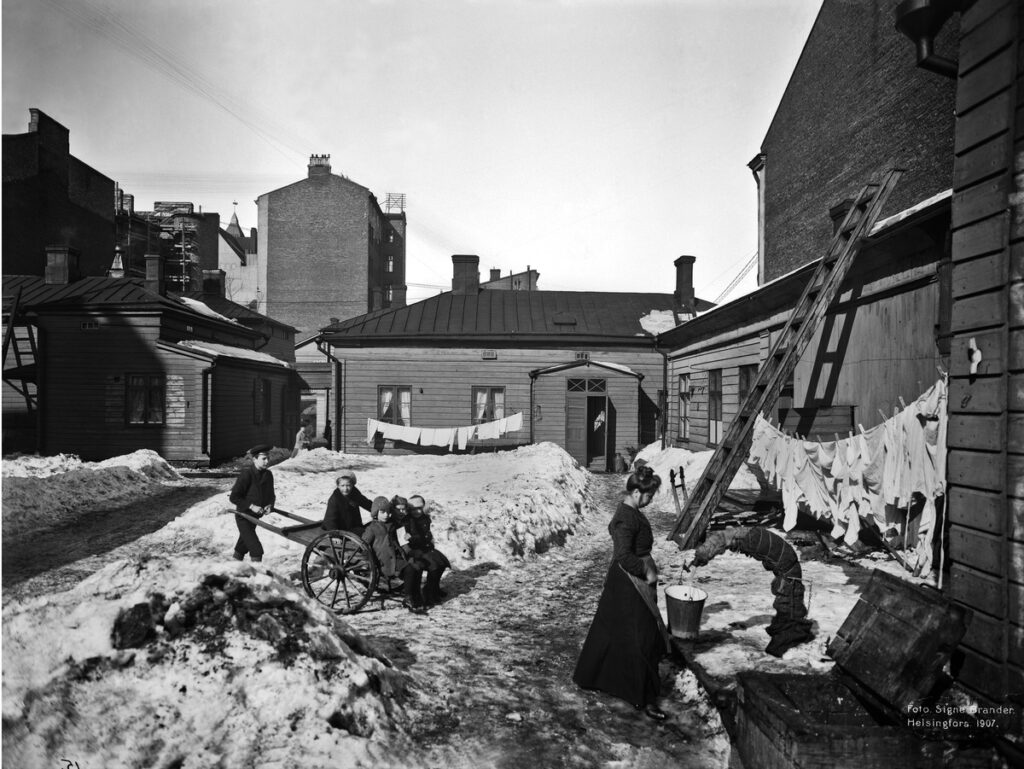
261,175 -> 372,336
760,0 -> 957,280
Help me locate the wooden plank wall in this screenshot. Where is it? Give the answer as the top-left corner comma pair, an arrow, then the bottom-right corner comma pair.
331,346 -> 664,457
946,0 -> 1023,705
668,337 -> 761,447
210,360 -> 294,464
533,367 -> 640,464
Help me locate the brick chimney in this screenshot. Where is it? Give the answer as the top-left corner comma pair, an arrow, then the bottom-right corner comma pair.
202,269 -> 226,297
452,255 -> 480,295
674,255 -> 697,315
489,268 -> 501,282
308,154 -> 331,179
44,245 -> 80,285
145,253 -> 166,296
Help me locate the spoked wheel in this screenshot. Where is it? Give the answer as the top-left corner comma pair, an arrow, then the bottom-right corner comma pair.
301,530 -> 379,614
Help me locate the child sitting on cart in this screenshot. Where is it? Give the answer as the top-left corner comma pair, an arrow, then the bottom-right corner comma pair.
322,470 -> 373,535
399,495 -> 451,607
362,496 -> 426,613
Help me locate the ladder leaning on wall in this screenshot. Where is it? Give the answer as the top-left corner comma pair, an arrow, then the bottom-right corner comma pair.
668,168 -> 903,550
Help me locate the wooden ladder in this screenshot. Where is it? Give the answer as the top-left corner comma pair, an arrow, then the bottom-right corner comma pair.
2,287 -> 40,412
668,169 -> 903,550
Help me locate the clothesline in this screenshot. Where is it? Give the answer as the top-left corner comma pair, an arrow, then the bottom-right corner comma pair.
747,378 -> 947,575
366,412 -> 525,452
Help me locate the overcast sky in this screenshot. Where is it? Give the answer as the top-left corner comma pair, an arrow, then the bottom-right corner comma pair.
3,0 -> 821,303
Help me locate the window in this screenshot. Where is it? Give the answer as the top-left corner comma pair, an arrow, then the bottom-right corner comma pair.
385,286 -> 393,301
472,386 -> 505,424
253,378 -> 272,424
567,378 -> 606,393
678,373 -> 691,440
708,369 -> 723,444
386,255 -> 394,273
378,385 -> 411,425
126,374 -> 165,425
738,364 -> 758,405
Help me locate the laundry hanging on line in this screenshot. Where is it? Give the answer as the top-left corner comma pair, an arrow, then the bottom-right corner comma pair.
746,378 -> 947,573
366,411 -> 524,452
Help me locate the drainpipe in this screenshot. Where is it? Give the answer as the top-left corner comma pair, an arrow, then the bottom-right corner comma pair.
529,371 -> 537,444
655,338 -> 669,450
317,339 -> 343,451
201,362 -> 216,458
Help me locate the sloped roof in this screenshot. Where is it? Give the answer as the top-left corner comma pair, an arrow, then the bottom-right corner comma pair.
181,291 -> 297,332
320,289 -> 714,344
2,275 -> 258,337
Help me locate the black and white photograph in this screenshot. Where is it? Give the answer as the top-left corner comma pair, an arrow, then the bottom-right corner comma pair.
2,0 -> 1022,767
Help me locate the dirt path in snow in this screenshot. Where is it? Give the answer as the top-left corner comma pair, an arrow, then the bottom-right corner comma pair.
351,473 -> 731,769
1,479 -> 232,601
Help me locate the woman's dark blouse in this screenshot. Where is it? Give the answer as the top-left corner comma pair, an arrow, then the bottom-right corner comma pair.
609,501 -> 653,578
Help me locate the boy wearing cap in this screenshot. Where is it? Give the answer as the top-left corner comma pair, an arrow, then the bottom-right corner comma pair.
229,444 -> 276,562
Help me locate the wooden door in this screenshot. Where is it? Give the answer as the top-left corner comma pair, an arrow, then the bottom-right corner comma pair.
565,393 -> 587,464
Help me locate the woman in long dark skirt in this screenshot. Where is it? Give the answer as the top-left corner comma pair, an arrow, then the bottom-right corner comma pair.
573,465 -> 668,720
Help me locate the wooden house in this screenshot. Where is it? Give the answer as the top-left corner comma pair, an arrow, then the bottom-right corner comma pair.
656,0 -> 1022,733
2,251 -> 300,464
316,254 -> 712,470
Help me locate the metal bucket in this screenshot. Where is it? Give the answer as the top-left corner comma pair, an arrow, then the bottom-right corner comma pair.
665,584 -> 708,640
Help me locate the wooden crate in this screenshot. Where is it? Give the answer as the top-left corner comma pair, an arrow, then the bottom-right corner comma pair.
735,569 -> 979,769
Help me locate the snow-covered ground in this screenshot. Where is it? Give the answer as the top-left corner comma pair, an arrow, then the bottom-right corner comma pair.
2,441 -> 956,768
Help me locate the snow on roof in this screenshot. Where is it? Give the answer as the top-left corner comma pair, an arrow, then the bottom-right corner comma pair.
177,296 -> 237,324
590,360 -> 639,376
638,309 -> 679,335
869,188 -> 952,236
176,340 -> 292,367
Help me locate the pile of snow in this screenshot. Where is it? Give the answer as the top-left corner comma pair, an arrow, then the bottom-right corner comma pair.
251,442 -> 592,567
2,450 -> 183,539
632,442 -> 764,510
638,309 -> 679,335
2,556 -> 424,768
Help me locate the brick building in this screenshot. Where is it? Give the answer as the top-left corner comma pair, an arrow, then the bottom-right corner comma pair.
3,109 -> 116,279
250,154 -> 408,338
750,0 -> 957,283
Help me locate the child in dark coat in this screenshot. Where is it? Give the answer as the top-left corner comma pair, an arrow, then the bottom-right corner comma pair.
322,470 -> 373,534
402,495 -> 451,606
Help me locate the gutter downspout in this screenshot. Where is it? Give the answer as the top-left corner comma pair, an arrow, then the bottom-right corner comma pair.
202,361 -> 216,459
529,371 -> 537,444
654,337 -> 669,450
317,339 -> 342,451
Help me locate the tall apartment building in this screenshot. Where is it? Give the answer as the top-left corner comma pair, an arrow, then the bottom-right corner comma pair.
252,154 -> 408,338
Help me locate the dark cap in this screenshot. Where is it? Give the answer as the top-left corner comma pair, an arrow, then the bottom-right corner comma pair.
249,444 -> 273,457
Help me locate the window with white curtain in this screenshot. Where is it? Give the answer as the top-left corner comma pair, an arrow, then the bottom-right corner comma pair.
378,385 -> 412,425
471,386 -> 505,424
126,373 -> 165,425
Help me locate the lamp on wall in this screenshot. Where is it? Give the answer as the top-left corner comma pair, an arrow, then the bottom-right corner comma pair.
894,0 -> 961,79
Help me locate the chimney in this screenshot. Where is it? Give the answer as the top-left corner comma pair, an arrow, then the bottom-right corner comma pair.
202,269 -> 226,297
308,154 -> 331,179
145,253 -> 166,296
107,246 -> 125,279
489,268 -> 501,282
451,255 -> 480,295
44,245 -> 80,285
674,255 -> 697,315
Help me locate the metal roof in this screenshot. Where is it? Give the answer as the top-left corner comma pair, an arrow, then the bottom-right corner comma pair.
321,290 -> 714,343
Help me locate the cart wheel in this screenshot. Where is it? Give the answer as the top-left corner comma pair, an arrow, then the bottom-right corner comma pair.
301,530 -> 379,614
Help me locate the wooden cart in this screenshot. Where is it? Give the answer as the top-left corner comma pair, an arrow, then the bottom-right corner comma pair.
233,507 -> 382,614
